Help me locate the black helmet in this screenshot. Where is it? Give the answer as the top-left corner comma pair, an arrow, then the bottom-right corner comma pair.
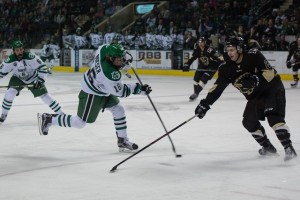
198,37 -> 206,43
226,36 -> 245,51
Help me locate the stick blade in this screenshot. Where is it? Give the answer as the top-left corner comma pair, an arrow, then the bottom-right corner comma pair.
110,166 -> 118,173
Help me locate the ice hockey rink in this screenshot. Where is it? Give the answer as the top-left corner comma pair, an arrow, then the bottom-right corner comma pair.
0,72 -> 299,200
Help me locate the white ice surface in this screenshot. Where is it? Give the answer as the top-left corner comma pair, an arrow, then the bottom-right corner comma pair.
0,72 -> 299,200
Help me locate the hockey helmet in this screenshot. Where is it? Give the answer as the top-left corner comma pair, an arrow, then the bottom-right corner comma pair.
198,37 -> 206,43
12,40 -> 23,49
226,37 -> 245,52
106,43 -> 125,58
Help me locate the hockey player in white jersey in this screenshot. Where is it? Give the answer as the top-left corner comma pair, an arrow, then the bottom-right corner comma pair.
0,40 -> 64,125
72,27 -> 88,49
40,38 -> 60,73
37,43 -> 152,152
88,27 -> 104,49
103,27 -> 116,44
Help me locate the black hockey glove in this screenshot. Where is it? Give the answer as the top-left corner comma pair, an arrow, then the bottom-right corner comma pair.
241,74 -> 259,90
195,99 -> 210,119
286,60 -> 292,69
133,83 -> 152,95
141,84 -> 152,95
182,63 -> 190,72
33,78 -> 45,89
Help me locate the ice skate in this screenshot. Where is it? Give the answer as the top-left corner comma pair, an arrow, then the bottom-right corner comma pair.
284,145 -> 297,161
0,114 -> 7,125
290,81 -> 298,88
37,113 -> 53,135
258,142 -> 277,156
189,93 -> 199,101
117,137 -> 138,152
290,78 -> 299,88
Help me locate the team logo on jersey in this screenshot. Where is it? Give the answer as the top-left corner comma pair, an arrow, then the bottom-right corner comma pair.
17,65 -> 29,80
200,57 -> 209,66
234,72 -> 255,95
111,71 -> 120,80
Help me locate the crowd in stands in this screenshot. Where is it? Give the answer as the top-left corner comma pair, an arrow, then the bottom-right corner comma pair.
0,0 -> 300,54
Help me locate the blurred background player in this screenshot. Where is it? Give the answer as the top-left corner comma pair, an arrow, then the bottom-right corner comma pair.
182,37 -> 223,101
37,43 -> 152,152
0,40 -> 64,125
40,37 -> 60,74
88,27 -> 104,49
286,35 -> 300,87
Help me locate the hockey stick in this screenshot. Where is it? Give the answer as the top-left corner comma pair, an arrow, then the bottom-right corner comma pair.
133,57 -> 144,62
110,115 -> 197,172
129,63 -> 182,158
0,84 -> 34,89
292,62 -> 300,66
195,69 -> 217,72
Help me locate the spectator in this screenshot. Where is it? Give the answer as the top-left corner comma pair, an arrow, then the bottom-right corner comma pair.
146,12 -> 157,29
276,34 -> 289,51
185,30 -> 197,50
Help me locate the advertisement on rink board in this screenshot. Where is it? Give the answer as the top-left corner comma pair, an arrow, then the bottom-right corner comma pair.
183,50 -> 291,74
0,48 -> 293,74
135,50 -> 172,69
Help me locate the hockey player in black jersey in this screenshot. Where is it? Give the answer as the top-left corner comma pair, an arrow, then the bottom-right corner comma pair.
286,35 -> 300,87
195,36 -> 297,161
182,37 -> 223,101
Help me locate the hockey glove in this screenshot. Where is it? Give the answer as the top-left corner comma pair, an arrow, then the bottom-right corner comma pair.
133,83 -> 142,94
141,84 -> 152,95
241,74 -> 259,90
195,99 -> 210,119
182,63 -> 190,72
33,78 -> 45,89
286,60 -> 292,69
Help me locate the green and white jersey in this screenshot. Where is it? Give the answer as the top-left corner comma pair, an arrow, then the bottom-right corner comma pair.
0,52 -> 48,84
81,45 -> 136,97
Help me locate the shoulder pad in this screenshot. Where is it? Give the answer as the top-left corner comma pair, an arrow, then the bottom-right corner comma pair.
193,43 -> 198,49
23,52 -> 36,60
4,54 -> 17,63
206,47 -> 214,53
247,48 -> 259,54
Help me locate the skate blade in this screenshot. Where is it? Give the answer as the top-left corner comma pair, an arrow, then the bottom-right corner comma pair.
118,147 -> 138,153
37,113 -> 44,135
284,155 -> 297,162
259,152 -> 280,157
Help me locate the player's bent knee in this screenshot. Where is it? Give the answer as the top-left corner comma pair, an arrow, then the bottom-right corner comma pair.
242,118 -> 260,132
267,115 -> 285,128
108,103 -> 125,118
5,88 -> 18,100
72,116 -> 86,128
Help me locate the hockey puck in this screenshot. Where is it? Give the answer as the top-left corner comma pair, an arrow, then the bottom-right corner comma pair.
176,154 -> 182,158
